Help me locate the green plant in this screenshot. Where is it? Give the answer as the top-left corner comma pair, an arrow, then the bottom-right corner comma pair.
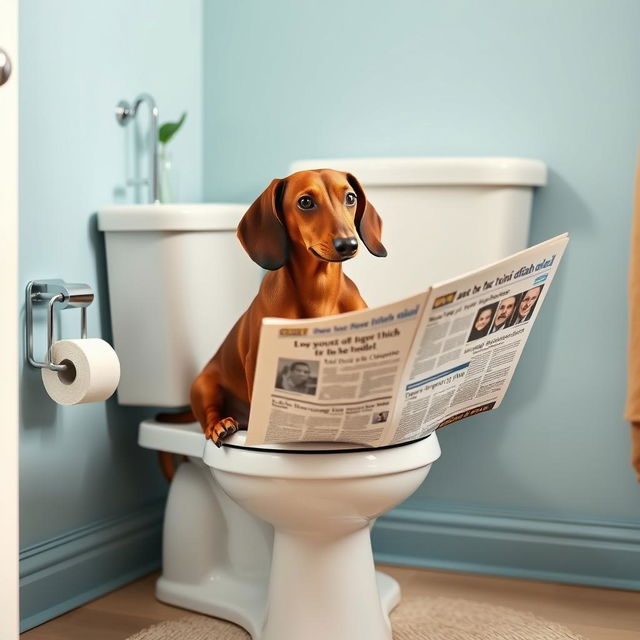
158,111 -> 187,145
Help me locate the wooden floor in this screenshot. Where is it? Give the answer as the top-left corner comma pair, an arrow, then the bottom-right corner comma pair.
21,565 -> 640,640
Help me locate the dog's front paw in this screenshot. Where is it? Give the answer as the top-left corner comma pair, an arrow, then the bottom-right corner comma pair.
204,417 -> 239,448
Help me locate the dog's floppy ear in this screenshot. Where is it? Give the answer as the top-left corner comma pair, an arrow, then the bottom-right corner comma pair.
237,178 -> 290,270
347,173 -> 387,258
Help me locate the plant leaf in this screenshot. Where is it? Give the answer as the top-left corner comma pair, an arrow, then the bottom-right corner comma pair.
158,112 -> 187,145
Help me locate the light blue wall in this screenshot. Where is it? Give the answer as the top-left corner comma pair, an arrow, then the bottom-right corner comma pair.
18,0 -> 640,626
19,0 -> 202,561
203,0 -> 640,523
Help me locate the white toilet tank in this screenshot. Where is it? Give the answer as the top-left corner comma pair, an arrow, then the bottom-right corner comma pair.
98,204 -> 263,407
289,157 -> 546,307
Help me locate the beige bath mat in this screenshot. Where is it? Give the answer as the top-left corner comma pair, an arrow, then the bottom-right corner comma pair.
126,596 -> 586,640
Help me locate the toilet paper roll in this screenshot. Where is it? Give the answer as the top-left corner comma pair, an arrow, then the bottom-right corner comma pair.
41,339 -> 121,405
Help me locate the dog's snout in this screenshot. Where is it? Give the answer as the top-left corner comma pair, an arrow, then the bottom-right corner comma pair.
333,237 -> 358,257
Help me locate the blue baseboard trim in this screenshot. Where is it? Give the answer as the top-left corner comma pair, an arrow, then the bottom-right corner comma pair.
372,505 -> 640,592
19,500 -> 640,631
20,501 -> 165,632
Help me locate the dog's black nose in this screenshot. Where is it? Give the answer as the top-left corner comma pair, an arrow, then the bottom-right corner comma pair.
333,237 -> 358,257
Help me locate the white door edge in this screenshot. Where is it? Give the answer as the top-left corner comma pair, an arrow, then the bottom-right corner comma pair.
0,0 -> 20,636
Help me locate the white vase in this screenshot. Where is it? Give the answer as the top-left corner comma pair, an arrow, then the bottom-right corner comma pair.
159,147 -> 179,203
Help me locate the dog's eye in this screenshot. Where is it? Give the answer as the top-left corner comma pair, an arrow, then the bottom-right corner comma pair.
345,192 -> 357,206
297,196 -> 315,211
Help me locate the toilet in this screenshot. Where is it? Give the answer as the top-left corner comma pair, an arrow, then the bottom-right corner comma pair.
98,157 -> 546,640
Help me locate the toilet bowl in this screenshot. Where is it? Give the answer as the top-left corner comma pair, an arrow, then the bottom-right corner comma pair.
139,419 -> 441,640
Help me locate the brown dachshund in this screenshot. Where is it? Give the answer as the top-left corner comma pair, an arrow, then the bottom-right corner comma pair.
168,170 -> 386,452
191,169 -> 386,446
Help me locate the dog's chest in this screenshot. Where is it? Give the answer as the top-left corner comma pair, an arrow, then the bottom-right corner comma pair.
259,271 -> 343,319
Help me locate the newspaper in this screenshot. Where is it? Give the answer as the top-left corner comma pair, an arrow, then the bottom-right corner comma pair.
246,233 -> 569,447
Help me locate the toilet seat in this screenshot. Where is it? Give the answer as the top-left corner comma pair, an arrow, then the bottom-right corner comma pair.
139,418 -> 375,456
206,431 -> 438,479
139,418 -> 437,477
223,433 -> 430,455
139,419 -> 206,458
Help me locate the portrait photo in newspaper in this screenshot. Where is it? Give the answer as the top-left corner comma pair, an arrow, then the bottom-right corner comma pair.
509,285 -> 544,326
467,303 -> 498,342
487,295 -> 517,333
274,358 -> 319,396
372,410 -> 389,424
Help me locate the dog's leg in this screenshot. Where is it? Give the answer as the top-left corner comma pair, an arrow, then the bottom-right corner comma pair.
191,365 -> 239,447
244,348 -> 257,403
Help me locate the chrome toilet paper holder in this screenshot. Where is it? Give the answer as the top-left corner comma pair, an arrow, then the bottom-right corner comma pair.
26,279 -> 94,372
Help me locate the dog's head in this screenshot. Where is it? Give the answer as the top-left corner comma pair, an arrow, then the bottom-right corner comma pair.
237,169 -> 387,270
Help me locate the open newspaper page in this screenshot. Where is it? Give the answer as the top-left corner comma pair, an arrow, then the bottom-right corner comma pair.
245,233 -> 569,447
245,292 -> 429,446
388,233 -> 569,444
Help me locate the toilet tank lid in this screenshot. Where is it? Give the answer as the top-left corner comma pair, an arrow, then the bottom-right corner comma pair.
97,203 -> 248,232
289,157 -> 547,187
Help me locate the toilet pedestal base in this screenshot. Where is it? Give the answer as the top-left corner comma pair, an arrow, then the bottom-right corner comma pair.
262,527 -> 393,640
156,569 -> 400,640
